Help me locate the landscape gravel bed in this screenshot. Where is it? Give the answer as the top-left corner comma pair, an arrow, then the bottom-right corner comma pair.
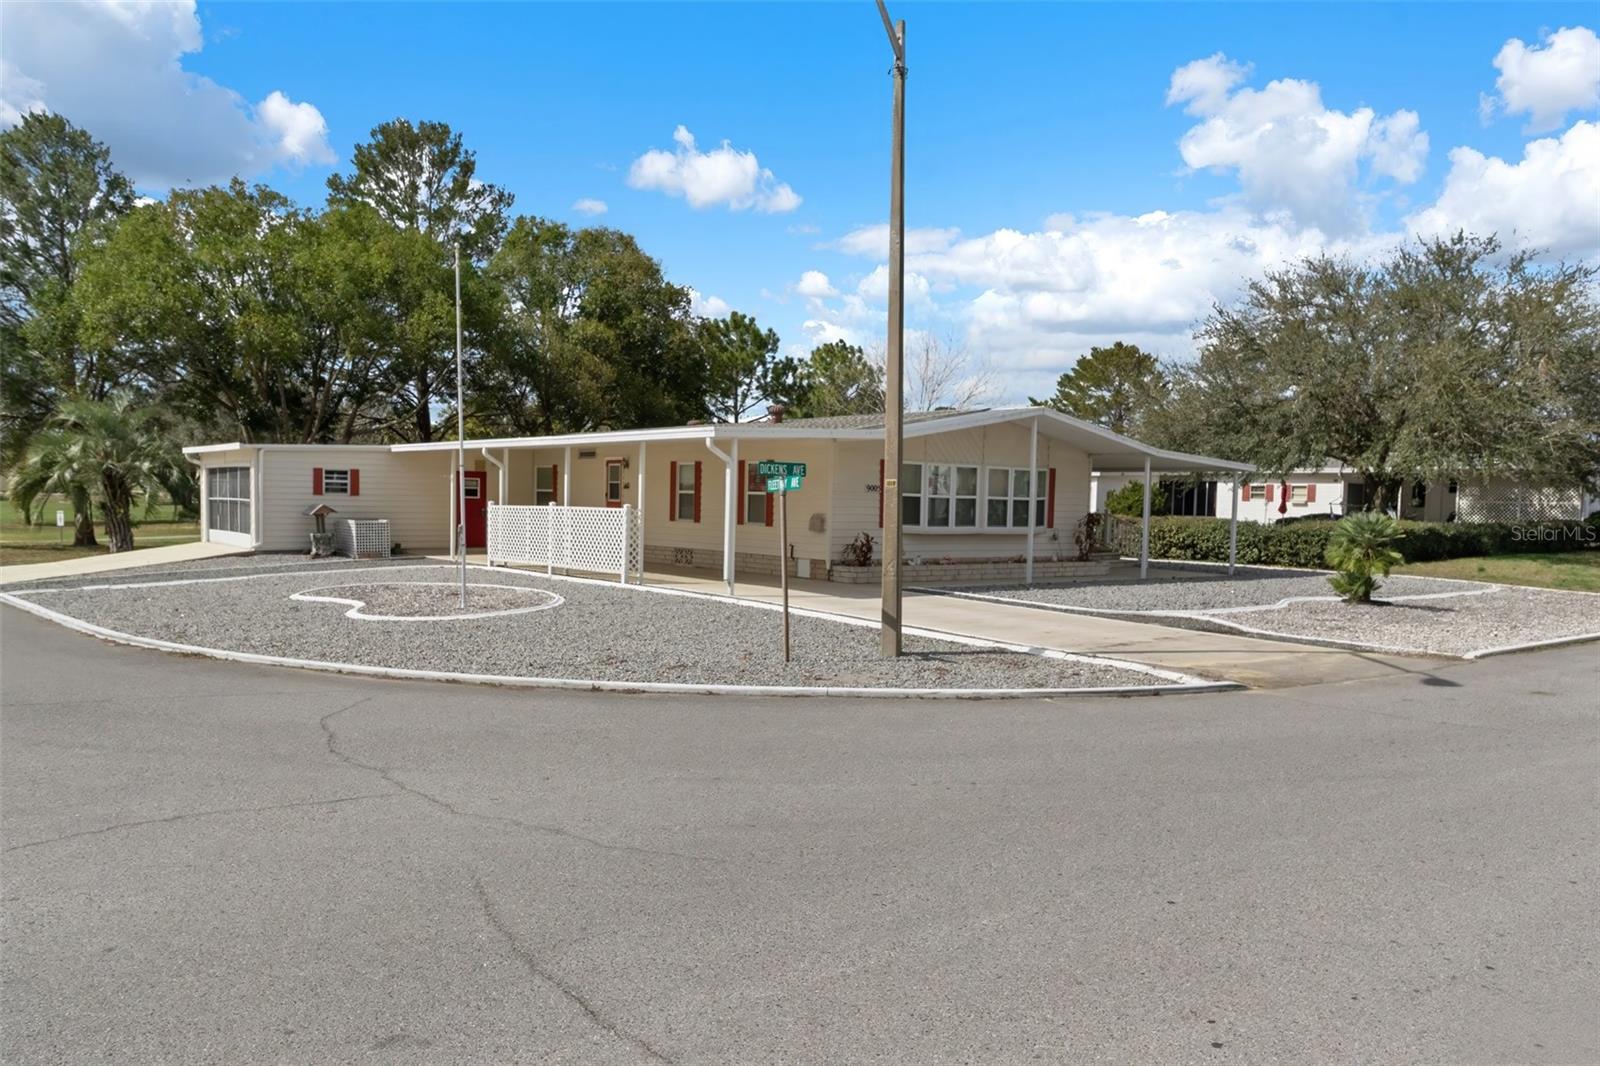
290,582 -> 559,619
949,568 -> 1492,614
3,551 -> 439,591
4,561 -> 1172,691
1212,586 -> 1600,657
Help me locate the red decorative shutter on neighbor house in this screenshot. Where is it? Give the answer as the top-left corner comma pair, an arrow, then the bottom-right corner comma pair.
668,462 -> 677,521
1265,483 -> 1275,503
1241,483 -> 1251,502
878,459 -> 885,528
1306,483 -> 1317,503
312,467 -> 323,495
693,461 -> 703,523
736,460 -> 746,524
349,469 -> 360,496
1046,468 -> 1057,528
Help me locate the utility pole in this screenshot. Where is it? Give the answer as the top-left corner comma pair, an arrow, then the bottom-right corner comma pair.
876,0 -> 905,657
455,240 -> 467,608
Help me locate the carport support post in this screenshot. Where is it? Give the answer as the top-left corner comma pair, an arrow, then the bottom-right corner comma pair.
1025,417 -> 1038,585
724,438 -> 738,596
562,446 -> 572,505
636,443 -> 647,584
1139,456 -> 1152,580
1228,473 -> 1239,576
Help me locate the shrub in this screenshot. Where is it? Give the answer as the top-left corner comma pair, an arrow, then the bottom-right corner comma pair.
1105,480 -> 1168,518
1324,512 -> 1403,603
841,531 -> 875,567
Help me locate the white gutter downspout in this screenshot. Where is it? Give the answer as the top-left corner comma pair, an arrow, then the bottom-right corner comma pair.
481,447 -> 506,504
252,450 -> 264,549
704,436 -> 737,597
1228,472 -> 1239,576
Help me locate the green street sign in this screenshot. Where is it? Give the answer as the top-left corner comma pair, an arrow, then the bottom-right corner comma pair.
765,475 -> 803,492
756,460 -> 807,478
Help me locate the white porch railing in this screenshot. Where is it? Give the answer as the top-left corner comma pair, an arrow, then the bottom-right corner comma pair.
486,503 -> 643,583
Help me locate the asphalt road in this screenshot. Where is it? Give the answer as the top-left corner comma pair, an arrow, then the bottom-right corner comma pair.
2,605 -> 1596,1065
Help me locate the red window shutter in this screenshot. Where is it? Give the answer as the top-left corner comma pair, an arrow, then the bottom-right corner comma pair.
1306,483 -> 1317,503
878,459 -> 885,528
693,460 -> 703,523
736,460 -> 745,524
668,462 -> 676,521
1265,483 -> 1275,503
765,492 -> 774,526
1241,483 -> 1251,502
349,469 -> 360,497
552,464 -> 559,504
1046,468 -> 1057,528
312,467 -> 323,495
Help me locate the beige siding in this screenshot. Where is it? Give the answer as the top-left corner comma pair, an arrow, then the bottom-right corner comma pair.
829,426 -> 1092,563
253,448 -> 451,552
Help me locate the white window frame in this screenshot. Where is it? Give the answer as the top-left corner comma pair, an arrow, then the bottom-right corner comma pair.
534,465 -> 557,506
462,476 -> 481,499
206,465 -> 252,544
744,466 -> 767,524
912,462 -> 979,529
604,458 -> 624,506
676,462 -> 696,521
322,468 -> 351,495
1290,483 -> 1310,506
985,466 -> 1047,529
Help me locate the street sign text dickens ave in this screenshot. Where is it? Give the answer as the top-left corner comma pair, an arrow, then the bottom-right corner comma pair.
756,461 -> 807,478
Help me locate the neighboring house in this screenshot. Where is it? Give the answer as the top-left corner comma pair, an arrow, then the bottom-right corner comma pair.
183,407 -> 1250,584
1093,466 -> 1598,524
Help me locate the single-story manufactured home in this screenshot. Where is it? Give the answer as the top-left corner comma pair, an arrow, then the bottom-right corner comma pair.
1093,466 -> 1598,525
184,407 -> 1252,587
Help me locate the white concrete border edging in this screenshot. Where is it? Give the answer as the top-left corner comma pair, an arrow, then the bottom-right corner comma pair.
289,581 -> 563,622
0,565 -> 1238,700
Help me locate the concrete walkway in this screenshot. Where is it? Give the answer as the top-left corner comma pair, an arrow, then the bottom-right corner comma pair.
0,540 -> 249,586
641,568 -> 1443,690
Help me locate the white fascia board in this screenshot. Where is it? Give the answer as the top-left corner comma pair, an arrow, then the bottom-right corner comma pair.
183,442 -> 397,455
182,442 -> 248,455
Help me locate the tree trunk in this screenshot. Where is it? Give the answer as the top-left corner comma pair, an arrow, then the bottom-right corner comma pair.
70,484 -> 98,547
101,476 -> 135,553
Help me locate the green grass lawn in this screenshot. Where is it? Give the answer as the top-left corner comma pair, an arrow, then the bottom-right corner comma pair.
0,495 -> 199,568
1393,551 -> 1600,593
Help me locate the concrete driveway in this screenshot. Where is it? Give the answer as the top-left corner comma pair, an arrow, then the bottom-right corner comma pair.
3,605 -> 1596,1064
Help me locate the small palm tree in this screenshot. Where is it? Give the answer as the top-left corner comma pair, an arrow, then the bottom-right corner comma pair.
12,397 -> 185,553
1325,511 -> 1404,604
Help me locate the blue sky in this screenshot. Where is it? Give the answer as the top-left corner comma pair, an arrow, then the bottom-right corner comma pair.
6,2 -> 1598,402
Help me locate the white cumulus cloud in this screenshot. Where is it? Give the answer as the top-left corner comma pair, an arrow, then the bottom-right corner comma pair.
1406,120 -> 1600,258
688,288 -> 732,319
0,1 -> 335,188
1166,53 -> 1428,233
795,270 -> 837,299
831,224 -> 962,258
1489,26 -> 1600,132
627,125 -> 801,213
572,198 -> 608,215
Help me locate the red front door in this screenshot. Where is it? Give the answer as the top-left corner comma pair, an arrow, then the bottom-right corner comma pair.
459,470 -> 488,548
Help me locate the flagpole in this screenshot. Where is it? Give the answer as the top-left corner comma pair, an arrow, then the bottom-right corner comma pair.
455,240 -> 467,608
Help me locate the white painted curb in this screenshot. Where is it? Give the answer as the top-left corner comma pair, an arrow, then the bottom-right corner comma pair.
0,565 -> 1240,700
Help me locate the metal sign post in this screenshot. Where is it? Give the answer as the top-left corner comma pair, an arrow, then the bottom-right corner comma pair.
759,461 -> 805,663
56,509 -> 64,544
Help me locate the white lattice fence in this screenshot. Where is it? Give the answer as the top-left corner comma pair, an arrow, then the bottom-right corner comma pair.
334,519 -> 392,559
487,504 -> 642,583
1455,482 -> 1585,523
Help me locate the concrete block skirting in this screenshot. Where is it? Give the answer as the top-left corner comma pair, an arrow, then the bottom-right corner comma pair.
642,544 -> 828,580
829,558 -> 1112,585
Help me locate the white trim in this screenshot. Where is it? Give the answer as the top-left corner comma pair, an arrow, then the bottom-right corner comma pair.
289,581 -> 563,621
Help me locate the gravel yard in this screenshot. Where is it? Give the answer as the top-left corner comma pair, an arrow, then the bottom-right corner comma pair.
5,559 -> 1173,692
1214,585 -> 1600,657
957,566 -> 1491,613
942,565 -> 1600,658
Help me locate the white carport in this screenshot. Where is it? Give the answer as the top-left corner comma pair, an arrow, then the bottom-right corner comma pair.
1084,441 -> 1254,578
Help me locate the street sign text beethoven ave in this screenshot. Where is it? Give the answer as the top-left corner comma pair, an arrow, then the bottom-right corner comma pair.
756,461 -> 807,478
765,475 -> 803,492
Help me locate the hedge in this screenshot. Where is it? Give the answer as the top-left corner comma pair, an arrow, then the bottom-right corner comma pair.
1105,515 -> 1598,569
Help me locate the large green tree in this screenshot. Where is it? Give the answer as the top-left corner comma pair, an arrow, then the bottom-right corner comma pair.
1160,233 -> 1600,497
699,311 -> 797,423
326,119 -> 513,440
792,340 -> 882,418
479,217 -> 704,432
1,112 -> 136,544
1032,341 -> 1168,435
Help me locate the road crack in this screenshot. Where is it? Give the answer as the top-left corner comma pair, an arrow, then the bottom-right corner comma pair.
318,701 -> 715,864
471,873 -> 674,1063
3,791 -> 394,853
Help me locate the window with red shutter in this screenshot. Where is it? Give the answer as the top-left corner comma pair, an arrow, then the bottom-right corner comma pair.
349,469 -> 360,496
312,467 -> 323,495
693,460 -> 703,523
736,460 -> 745,525
1306,483 -> 1317,503
668,461 -> 678,521
1046,468 -> 1056,528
